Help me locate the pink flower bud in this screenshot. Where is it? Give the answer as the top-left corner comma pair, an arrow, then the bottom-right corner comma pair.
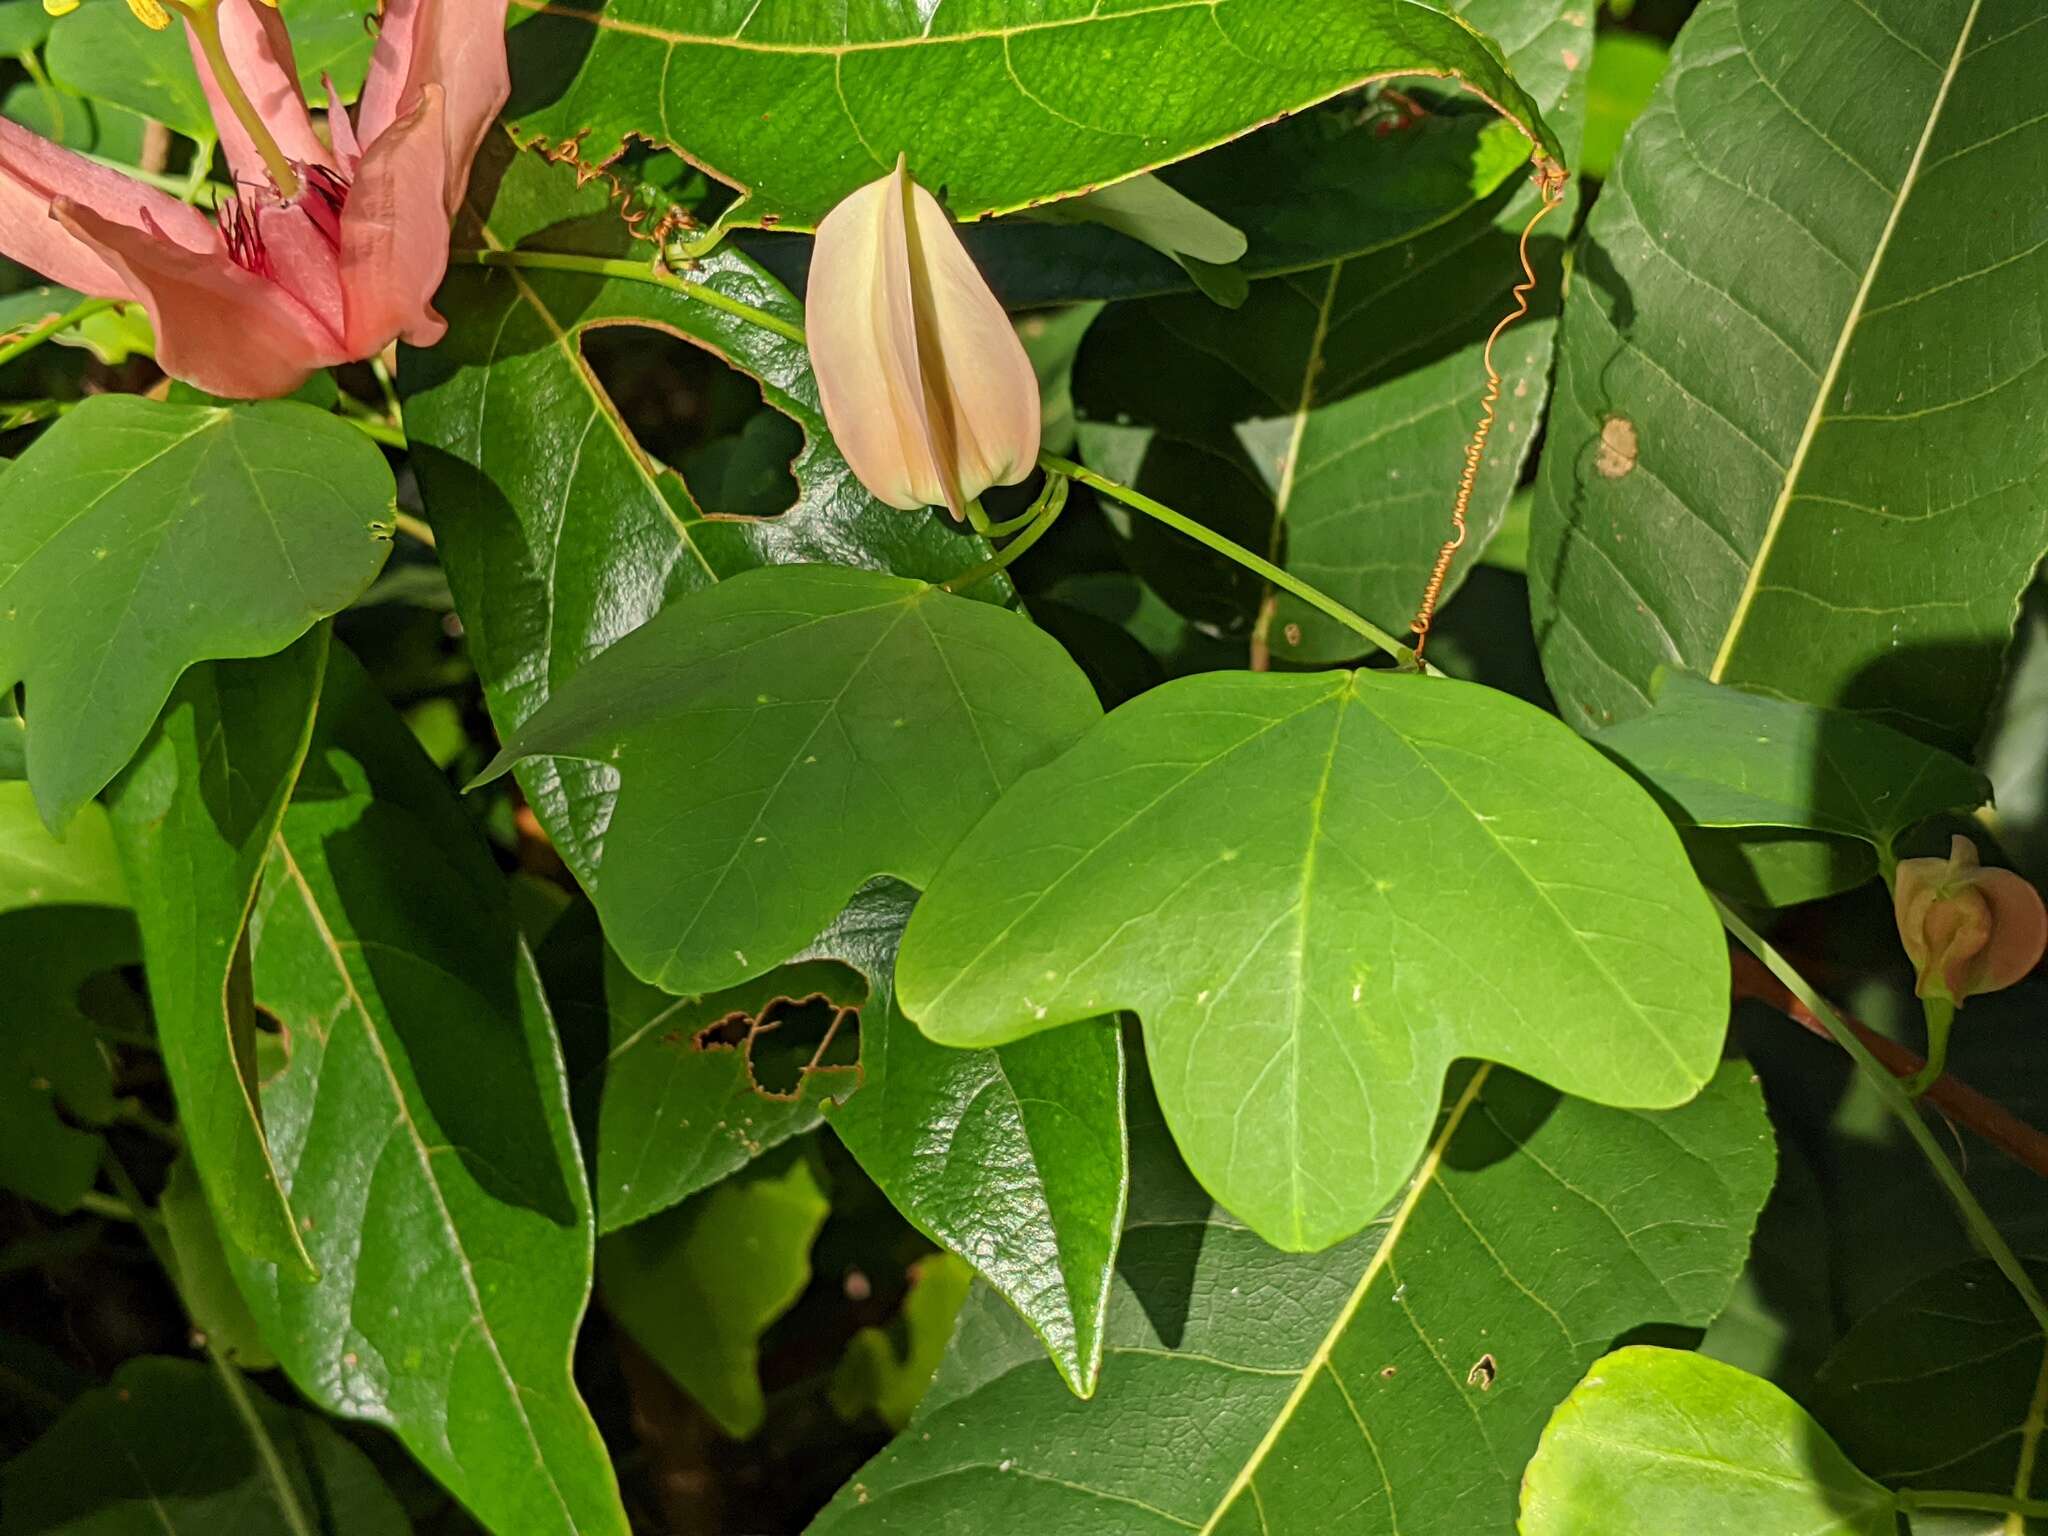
1893,835 -> 2047,1003
806,155 -> 1040,519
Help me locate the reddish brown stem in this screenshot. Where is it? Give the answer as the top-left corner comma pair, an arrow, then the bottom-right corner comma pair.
1730,950 -> 2048,1181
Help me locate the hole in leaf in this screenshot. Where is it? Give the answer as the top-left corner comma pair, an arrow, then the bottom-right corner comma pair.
689,992 -> 861,1103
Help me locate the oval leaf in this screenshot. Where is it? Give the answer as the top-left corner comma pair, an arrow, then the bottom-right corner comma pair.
479,563 -> 1102,998
0,396 -> 393,831
1520,1348 -> 1897,1536
898,668 -> 1729,1250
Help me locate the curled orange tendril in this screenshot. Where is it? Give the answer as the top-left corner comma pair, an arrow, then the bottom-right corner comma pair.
522,134 -> 701,263
1409,158 -> 1569,658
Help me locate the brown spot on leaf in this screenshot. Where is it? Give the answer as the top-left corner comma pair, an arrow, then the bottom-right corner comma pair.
1595,415 -> 1639,479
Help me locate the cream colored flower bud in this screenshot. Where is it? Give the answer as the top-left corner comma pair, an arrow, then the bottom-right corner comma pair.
807,154 -> 1040,518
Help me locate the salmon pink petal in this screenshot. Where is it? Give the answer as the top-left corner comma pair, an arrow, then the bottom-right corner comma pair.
0,115 -> 213,297
325,74 -> 362,172
356,0 -> 511,215
256,200 -> 346,337
56,199 -> 346,399
1973,866 -> 2047,994
189,0 -> 334,189
338,85 -> 451,355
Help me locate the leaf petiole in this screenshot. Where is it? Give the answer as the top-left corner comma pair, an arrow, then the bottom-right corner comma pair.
0,297 -> 121,372
452,249 -> 809,345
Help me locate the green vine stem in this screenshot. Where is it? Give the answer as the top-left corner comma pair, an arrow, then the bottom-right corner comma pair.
1039,452 -> 1423,671
942,475 -> 1069,594
1905,992 -> 1956,1097
0,297 -> 119,371
1716,898 -> 2048,1336
1899,1488 -> 2048,1520
452,249 -> 808,345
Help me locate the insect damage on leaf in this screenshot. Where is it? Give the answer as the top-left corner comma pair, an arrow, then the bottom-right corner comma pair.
691,991 -> 862,1105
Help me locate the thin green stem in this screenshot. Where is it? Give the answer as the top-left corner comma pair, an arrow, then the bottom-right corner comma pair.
370,353 -> 405,428
1899,1489 -> 2048,1519
967,497 -> 1046,539
75,1190 -> 138,1224
1717,898 -> 2048,1336
1905,993 -> 1956,1097
0,298 -> 120,371
1039,452 -> 1423,670
345,414 -> 407,450
454,249 -> 809,345
391,512 -> 437,549
942,476 -> 1069,594
208,1348 -> 317,1536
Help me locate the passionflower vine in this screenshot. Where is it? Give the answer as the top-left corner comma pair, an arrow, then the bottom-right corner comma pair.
1893,835 -> 2047,1006
806,154 -> 1040,519
0,0 -> 508,398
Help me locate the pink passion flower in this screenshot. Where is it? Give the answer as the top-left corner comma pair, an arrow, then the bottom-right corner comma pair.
0,0 -> 509,399
1893,834 -> 2048,1005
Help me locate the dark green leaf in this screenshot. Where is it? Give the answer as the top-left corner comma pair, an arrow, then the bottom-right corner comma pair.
1530,0 -> 2048,753
1071,0 -> 1585,655
1,78 -> 152,160
404,145 -> 1003,875
503,0 -> 1559,235
0,396 -> 393,831
477,563 -> 1101,999
229,646 -> 627,1536
0,0 -> 53,53
160,1151 -> 277,1370
1594,672 -> 1989,855
798,882 -> 1127,1402
0,1357 -> 410,1535
44,4 -> 212,142
1812,1259 -> 2048,1509
1521,1347 -> 1896,1535
0,780 -> 124,914
600,1156 -> 830,1439
811,1058 -> 1773,1534
898,668 -> 1729,1250
0,904 -> 133,1212
588,947 -> 863,1233
108,631 -> 328,1277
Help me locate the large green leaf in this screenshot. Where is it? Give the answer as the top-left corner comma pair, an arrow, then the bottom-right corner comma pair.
1530,0 -> 2048,754
477,563 -> 1102,999
811,1056 -> 1772,1534
0,780 -> 124,915
43,4 -> 213,142
600,1155 -> 830,1439
1811,1259 -> 2048,1512
1071,0 -> 1584,658
404,144 -> 1003,876
0,904 -> 133,1212
228,647 -> 626,1536
503,0 -> 1559,237
1519,1348 -> 1897,1536
0,396 -> 393,831
898,667 -> 1729,1250
586,945 -> 863,1233
799,881 -> 1127,1401
1595,672 -> 1989,852
0,1357 -> 409,1536
107,632 -> 329,1277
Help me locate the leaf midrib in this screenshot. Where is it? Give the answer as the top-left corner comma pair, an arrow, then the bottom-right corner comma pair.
1707,0 -> 1983,682
1197,1064 -> 1492,1533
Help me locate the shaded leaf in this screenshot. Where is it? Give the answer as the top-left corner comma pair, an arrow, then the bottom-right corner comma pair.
0,904 -> 133,1212
1811,1259 -> 2048,1509
0,396 -> 393,831
831,1251 -> 974,1432
0,1357 -> 410,1536
798,881 -> 1127,1402
477,564 -> 1101,999
1595,671 -> 1989,855
108,632 -> 328,1277
1580,30 -> 1668,181
601,1156 -> 831,1440
898,668 -> 1729,1250
811,1058 -> 1773,1534
1520,1347 -> 1896,1536
160,1151 -> 277,1370
503,0 -> 1559,235
229,646 -> 627,1536
1530,0 -> 2048,753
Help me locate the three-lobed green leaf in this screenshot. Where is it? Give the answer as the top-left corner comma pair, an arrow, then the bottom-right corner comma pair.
0,396 -> 392,831
899,666 -> 1730,1250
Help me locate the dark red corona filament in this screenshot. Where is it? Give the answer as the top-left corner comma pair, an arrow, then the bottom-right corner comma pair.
299,164 -> 349,249
220,196 -> 272,278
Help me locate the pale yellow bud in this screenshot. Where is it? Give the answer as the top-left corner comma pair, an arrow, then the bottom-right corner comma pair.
806,154 -> 1040,518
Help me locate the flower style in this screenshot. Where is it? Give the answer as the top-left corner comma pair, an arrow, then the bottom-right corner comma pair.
0,0 -> 509,398
806,154 -> 1040,518
1893,834 -> 2048,1005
